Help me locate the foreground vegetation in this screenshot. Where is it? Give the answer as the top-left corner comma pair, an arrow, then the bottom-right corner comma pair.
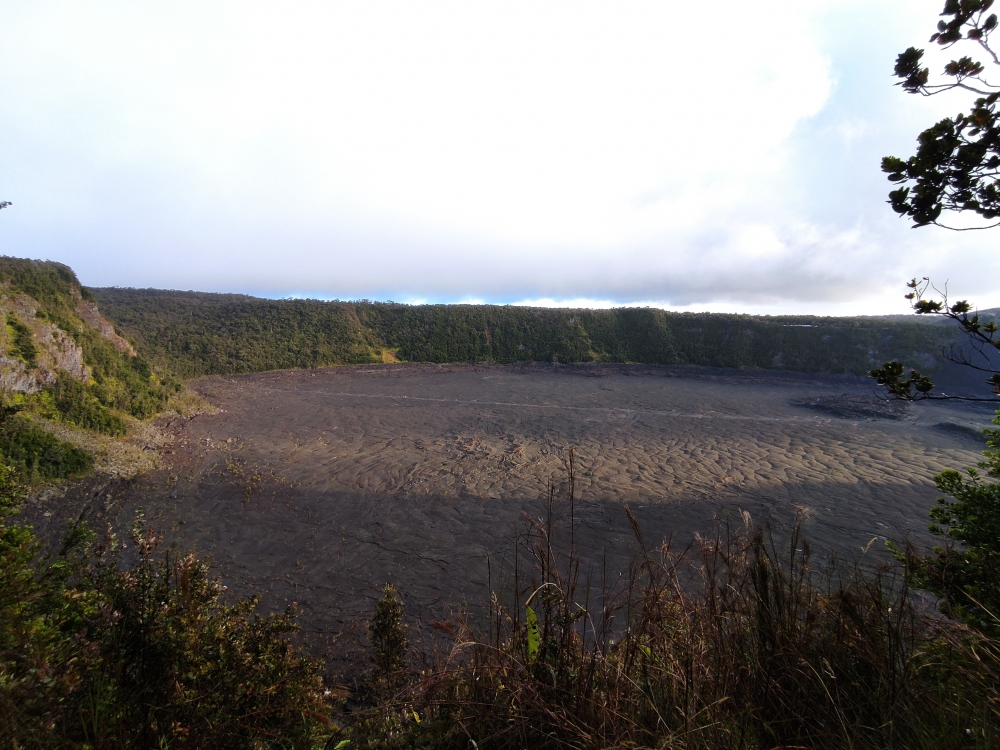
352,528 -> 998,749
4,488 -> 999,748
0,510 -> 339,748
342,446 -> 1000,750
90,287 -> 955,379
4,427 -> 1000,749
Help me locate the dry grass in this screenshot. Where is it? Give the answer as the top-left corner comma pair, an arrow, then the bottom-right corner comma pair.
163,386 -> 217,418
350,458 -> 1000,750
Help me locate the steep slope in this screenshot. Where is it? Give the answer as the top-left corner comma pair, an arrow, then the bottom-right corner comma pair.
0,258 -> 176,480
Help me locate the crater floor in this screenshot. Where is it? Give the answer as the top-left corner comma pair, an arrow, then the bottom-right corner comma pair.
30,363 -> 995,678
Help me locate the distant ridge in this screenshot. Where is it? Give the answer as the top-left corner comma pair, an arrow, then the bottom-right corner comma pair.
90,287 -> 956,380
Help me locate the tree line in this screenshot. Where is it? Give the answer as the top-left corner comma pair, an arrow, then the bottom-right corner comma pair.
90,287 -> 957,379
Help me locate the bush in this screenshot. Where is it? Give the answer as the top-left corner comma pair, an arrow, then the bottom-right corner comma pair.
6,313 -> 37,367
0,413 -> 91,481
363,584 -> 409,703
892,410 -> 1000,637
0,515 -> 93,747
0,508 -> 340,749
50,374 -> 128,436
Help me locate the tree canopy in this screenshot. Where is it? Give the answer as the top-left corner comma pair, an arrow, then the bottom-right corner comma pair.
872,0 -> 1000,401
883,0 -> 1000,229
873,1 -> 1000,640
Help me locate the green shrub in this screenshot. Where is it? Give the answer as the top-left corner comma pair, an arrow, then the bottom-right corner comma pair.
50,374 -> 128,436
0,508 -> 340,749
0,414 -> 91,481
892,411 -> 1000,637
0,515 -> 94,747
363,584 -> 409,703
6,313 -> 37,367
72,332 -> 173,421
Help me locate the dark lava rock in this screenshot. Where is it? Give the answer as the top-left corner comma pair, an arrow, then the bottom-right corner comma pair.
933,421 -> 988,445
790,394 -> 911,421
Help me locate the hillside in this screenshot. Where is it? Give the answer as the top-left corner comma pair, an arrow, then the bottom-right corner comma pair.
91,287 -> 955,379
0,258 -> 177,481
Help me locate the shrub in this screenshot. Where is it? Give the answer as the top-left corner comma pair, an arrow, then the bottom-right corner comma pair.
6,313 -> 37,367
50,374 -> 128,436
0,515 -> 94,747
892,410 -> 1000,637
0,412 -> 91,481
0,506 -> 340,749
364,584 -> 409,703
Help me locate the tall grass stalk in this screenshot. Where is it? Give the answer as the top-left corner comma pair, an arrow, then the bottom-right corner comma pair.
352,463 -> 1000,749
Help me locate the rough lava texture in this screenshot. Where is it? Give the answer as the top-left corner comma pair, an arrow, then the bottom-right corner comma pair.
24,363 -> 996,679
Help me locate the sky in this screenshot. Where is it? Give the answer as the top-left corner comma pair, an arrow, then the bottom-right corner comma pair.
0,0 -> 997,316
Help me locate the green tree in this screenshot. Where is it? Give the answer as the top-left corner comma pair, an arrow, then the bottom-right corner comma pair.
874,0 -> 1000,636
871,0 -> 1000,400
883,0 -> 1000,230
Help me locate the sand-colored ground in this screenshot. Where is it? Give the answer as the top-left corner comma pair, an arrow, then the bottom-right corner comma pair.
26,363 -> 996,678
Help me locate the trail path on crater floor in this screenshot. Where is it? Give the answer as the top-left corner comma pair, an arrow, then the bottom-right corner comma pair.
32,363 -> 996,678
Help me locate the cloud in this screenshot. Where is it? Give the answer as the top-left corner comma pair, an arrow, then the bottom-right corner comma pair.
0,0 -> 997,314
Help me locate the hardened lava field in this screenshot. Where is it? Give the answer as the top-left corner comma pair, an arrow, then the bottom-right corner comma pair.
31,363 -> 993,675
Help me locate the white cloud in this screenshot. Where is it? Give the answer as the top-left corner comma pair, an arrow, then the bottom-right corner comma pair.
0,0 -> 996,315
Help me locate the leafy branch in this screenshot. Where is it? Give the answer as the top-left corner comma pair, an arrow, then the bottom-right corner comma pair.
883,0 -> 1000,229
870,277 -> 1000,400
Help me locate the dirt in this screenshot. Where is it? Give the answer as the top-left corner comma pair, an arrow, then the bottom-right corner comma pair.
22,363 -> 997,681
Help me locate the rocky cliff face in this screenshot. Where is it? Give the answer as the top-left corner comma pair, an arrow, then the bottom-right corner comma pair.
76,299 -> 135,356
0,285 -> 130,394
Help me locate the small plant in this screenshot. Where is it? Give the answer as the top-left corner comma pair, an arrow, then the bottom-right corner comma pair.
365,584 -> 409,703
6,312 -> 37,367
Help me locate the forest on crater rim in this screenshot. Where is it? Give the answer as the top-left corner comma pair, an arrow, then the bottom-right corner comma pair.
91,285 -> 960,380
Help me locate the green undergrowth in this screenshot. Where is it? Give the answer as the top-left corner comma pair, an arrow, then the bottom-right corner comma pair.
6,313 -> 37,367
0,413 -> 91,482
0,508 -> 340,749
91,287 -> 955,378
65,322 -> 178,422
